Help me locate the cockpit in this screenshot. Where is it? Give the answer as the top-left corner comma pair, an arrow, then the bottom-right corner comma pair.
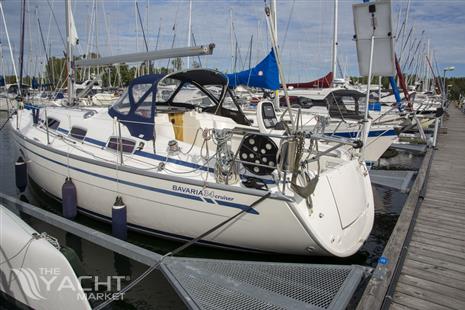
156,69 -> 251,125
108,69 -> 252,142
326,89 -> 367,120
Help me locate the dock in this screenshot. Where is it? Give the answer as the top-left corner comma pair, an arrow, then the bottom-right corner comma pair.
358,107 -> 465,309
0,193 -> 370,310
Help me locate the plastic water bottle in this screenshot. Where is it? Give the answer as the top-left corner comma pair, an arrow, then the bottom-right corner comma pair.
374,256 -> 389,280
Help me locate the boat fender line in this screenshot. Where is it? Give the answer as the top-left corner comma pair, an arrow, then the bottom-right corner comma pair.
15,156 -> 27,192
112,196 -> 127,241
93,192 -> 271,310
0,110 -> 15,131
0,233 -> 43,266
62,177 -> 77,219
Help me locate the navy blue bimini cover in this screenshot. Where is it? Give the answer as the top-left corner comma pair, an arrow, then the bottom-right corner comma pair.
108,74 -> 164,141
226,49 -> 279,90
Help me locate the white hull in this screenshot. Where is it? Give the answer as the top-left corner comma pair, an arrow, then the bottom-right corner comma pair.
324,123 -> 397,161
0,204 -> 90,309
10,106 -> 374,257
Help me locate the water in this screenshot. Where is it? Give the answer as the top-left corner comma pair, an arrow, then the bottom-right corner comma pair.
0,111 -> 422,308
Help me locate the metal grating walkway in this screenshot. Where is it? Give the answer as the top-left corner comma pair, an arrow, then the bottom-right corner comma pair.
0,193 -> 369,310
162,257 -> 368,310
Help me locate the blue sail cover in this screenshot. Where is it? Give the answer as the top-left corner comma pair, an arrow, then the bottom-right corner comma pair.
0,75 -> 4,87
226,49 -> 279,90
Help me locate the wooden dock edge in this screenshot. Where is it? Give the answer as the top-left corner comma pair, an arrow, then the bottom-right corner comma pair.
356,148 -> 434,310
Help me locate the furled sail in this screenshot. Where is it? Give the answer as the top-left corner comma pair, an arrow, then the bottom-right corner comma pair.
69,10 -> 79,46
286,72 -> 333,89
226,49 -> 279,90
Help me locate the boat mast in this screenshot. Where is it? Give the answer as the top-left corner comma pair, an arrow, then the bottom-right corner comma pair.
229,8 -> 233,72
331,0 -> 338,85
36,7 -> 52,86
397,0 -> 411,63
19,0 -> 26,93
0,2 -> 20,90
272,0 -> 277,41
65,0 -> 74,105
187,0 -> 192,68
265,6 -> 295,130
423,39 -> 430,92
270,0 -> 280,109
135,1 -> 150,73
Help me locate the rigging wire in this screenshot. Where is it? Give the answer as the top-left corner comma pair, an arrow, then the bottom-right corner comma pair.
280,0 -> 296,53
45,0 -> 66,50
92,191 -> 271,310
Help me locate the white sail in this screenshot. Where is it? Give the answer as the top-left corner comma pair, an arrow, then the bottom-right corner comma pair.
69,10 -> 79,46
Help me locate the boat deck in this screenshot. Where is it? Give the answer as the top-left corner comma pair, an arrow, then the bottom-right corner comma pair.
358,107 -> 465,309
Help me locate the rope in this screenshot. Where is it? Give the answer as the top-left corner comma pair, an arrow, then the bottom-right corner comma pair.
213,129 -> 239,184
0,233 -> 43,266
41,124 -> 216,177
0,112 -> 13,131
93,192 -> 271,310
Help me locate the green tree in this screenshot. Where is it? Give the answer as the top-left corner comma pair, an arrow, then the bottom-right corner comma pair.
171,57 -> 183,71
446,77 -> 465,100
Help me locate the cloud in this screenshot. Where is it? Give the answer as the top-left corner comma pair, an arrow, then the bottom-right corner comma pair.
1,0 -> 464,81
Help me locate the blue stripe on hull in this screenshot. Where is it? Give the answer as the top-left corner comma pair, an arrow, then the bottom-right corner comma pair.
20,141 -> 259,214
56,126 -> 275,185
331,129 -> 397,139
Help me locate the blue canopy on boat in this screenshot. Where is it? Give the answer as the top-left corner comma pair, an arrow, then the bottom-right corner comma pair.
226,49 -> 279,90
109,69 -> 235,141
108,74 -> 163,141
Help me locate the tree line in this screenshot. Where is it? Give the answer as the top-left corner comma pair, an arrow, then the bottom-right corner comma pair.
2,55 -> 200,89
351,75 -> 464,100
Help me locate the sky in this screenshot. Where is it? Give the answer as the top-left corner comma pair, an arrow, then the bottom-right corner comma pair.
1,0 -> 464,82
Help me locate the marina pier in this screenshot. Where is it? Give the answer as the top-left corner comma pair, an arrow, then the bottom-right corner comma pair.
359,106 -> 465,310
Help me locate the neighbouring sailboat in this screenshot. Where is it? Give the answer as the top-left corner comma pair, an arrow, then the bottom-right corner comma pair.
227,49 -> 280,90
286,72 -> 334,89
226,50 -> 396,161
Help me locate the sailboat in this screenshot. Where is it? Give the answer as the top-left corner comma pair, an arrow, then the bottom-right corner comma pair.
10,67 -> 374,257
228,49 -> 397,161
8,0 -> 374,257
